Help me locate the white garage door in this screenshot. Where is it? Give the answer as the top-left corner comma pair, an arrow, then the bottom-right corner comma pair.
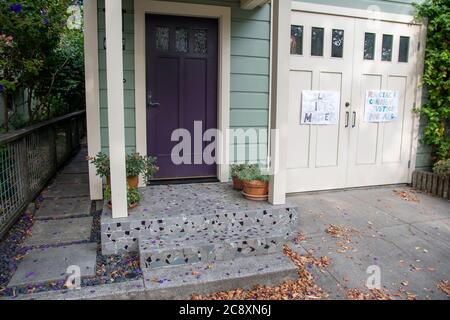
287,10 -> 422,193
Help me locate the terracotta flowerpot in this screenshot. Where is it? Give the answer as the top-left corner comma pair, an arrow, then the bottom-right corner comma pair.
232,176 -> 244,191
106,176 -> 139,188
242,180 -> 268,201
127,176 -> 139,188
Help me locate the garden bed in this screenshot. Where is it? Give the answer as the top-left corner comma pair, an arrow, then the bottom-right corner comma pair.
411,170 -> 450,200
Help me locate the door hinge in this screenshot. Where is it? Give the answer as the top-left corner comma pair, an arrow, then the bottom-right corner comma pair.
408,160 -> 411,169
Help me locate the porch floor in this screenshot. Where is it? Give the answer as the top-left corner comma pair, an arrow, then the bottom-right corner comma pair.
101,183 -> 296,222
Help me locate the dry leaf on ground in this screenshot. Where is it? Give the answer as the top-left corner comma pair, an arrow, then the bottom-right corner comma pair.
325,224 -> 359,253
393,189 -> 419,202
191,245 -> 329,300
294,232 -> 308,244
346,288 -> 393,300
437,280 -> 450,297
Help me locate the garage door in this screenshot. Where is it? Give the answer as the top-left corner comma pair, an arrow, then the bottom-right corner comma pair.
287,10 -> 422,193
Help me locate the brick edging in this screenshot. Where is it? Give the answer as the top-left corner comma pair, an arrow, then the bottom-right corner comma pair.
411,170 -> 450,199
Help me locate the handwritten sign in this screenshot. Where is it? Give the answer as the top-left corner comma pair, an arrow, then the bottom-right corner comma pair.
364,90 -> 399,123
301,91 -> 340,125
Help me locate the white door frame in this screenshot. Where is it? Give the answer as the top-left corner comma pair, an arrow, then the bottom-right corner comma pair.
134,0 -> 231,184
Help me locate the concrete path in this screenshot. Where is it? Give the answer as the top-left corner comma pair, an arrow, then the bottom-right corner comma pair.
7,146 -> 97,288
289,186 -> 450,300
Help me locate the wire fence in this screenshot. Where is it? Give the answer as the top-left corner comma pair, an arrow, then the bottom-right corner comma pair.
0,110 -> 86,238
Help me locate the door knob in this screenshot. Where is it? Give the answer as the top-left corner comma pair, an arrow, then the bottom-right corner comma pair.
147,94 -> 160,107
345,111 -> 350,128
352,111 -> 357,128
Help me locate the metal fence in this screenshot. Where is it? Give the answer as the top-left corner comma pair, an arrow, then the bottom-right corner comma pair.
0,110 -> 86,238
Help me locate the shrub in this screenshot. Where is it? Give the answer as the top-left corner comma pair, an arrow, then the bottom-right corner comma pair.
414,0 -> 450,161
433,159 -> 450,177
89,152 -> 159,185
236,164 -> 270,182
104,185 -> 141,207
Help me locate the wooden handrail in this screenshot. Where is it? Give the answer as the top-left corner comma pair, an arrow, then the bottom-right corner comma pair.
0,110 -> 86,144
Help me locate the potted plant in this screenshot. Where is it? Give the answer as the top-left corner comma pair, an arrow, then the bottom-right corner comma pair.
104,185 -> 141,210
237,164 -> 270,201
230,164 -> 247,190
89,152 -> 159,187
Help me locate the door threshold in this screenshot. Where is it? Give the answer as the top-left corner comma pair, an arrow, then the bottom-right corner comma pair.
149,177 -> 220,186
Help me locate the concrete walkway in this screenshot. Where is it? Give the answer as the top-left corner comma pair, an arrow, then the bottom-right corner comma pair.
289,187 -> 450,299
7,144 -> 98,287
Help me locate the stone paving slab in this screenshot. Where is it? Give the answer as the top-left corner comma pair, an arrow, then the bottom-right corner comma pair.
71,150 -> 88,163
344,187 -> 450,223
35,197 -> 91,220
411,218 -> 450,246
52,173 -> 90,185
292,190 -> 404,236
8,243 -> 97,287
3,280 -> 146,300
60,162 -> 89,174
24,217 -> 93,247
43,183 -> 90,198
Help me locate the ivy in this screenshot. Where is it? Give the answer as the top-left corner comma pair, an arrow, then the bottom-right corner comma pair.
414,0 -> 450,161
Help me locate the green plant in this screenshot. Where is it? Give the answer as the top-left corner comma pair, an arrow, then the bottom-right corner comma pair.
143,155 -> 159,185
433,158 -> 450,176
236,164 -> 270,182
89,152 -> 110,178
414,0 -> 450,161
126,153 -> 146,177
0,1 -> 84,131
230,164 -> 248,178
127,187 -> 141,206
89,152 -> 159,184
104,185 -> 141,207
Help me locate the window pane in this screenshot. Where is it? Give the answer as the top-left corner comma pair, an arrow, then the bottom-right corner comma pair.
175,28 -> 188,53
364,33 -> 376,60
193,29 -> 207,54
156,26 -> 170,51
291,25 -> 303,55
382,34 -> 393,61
332,29 -> 344,58
398,36 -> 410,62
311,27 -> 324,56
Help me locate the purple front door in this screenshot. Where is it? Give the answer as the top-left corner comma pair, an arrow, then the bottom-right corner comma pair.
146,14 -> 218,180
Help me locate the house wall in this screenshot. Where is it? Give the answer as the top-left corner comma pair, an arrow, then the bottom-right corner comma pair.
97,0 -> 271,163
96,0 -> 431,170
293,0 -> 418,15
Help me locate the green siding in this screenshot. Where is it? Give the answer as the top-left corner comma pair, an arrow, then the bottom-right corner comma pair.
97,0 -> 271,163
293,0 -> 419,15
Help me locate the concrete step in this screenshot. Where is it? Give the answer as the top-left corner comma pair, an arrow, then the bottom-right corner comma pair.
142,253 -> 298,299
139,224 -> 295,269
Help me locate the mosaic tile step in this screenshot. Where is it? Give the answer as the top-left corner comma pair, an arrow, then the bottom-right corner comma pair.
101,206 -> 299,255
142,253 -> 298,298
138,224 -> 295,269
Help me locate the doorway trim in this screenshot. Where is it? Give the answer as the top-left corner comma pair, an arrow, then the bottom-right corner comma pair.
134,0 -> 231,185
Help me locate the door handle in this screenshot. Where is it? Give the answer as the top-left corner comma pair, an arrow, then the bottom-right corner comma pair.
352,111 -> 357,128
147,94 -> 160,107
345,111 -> 349,128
